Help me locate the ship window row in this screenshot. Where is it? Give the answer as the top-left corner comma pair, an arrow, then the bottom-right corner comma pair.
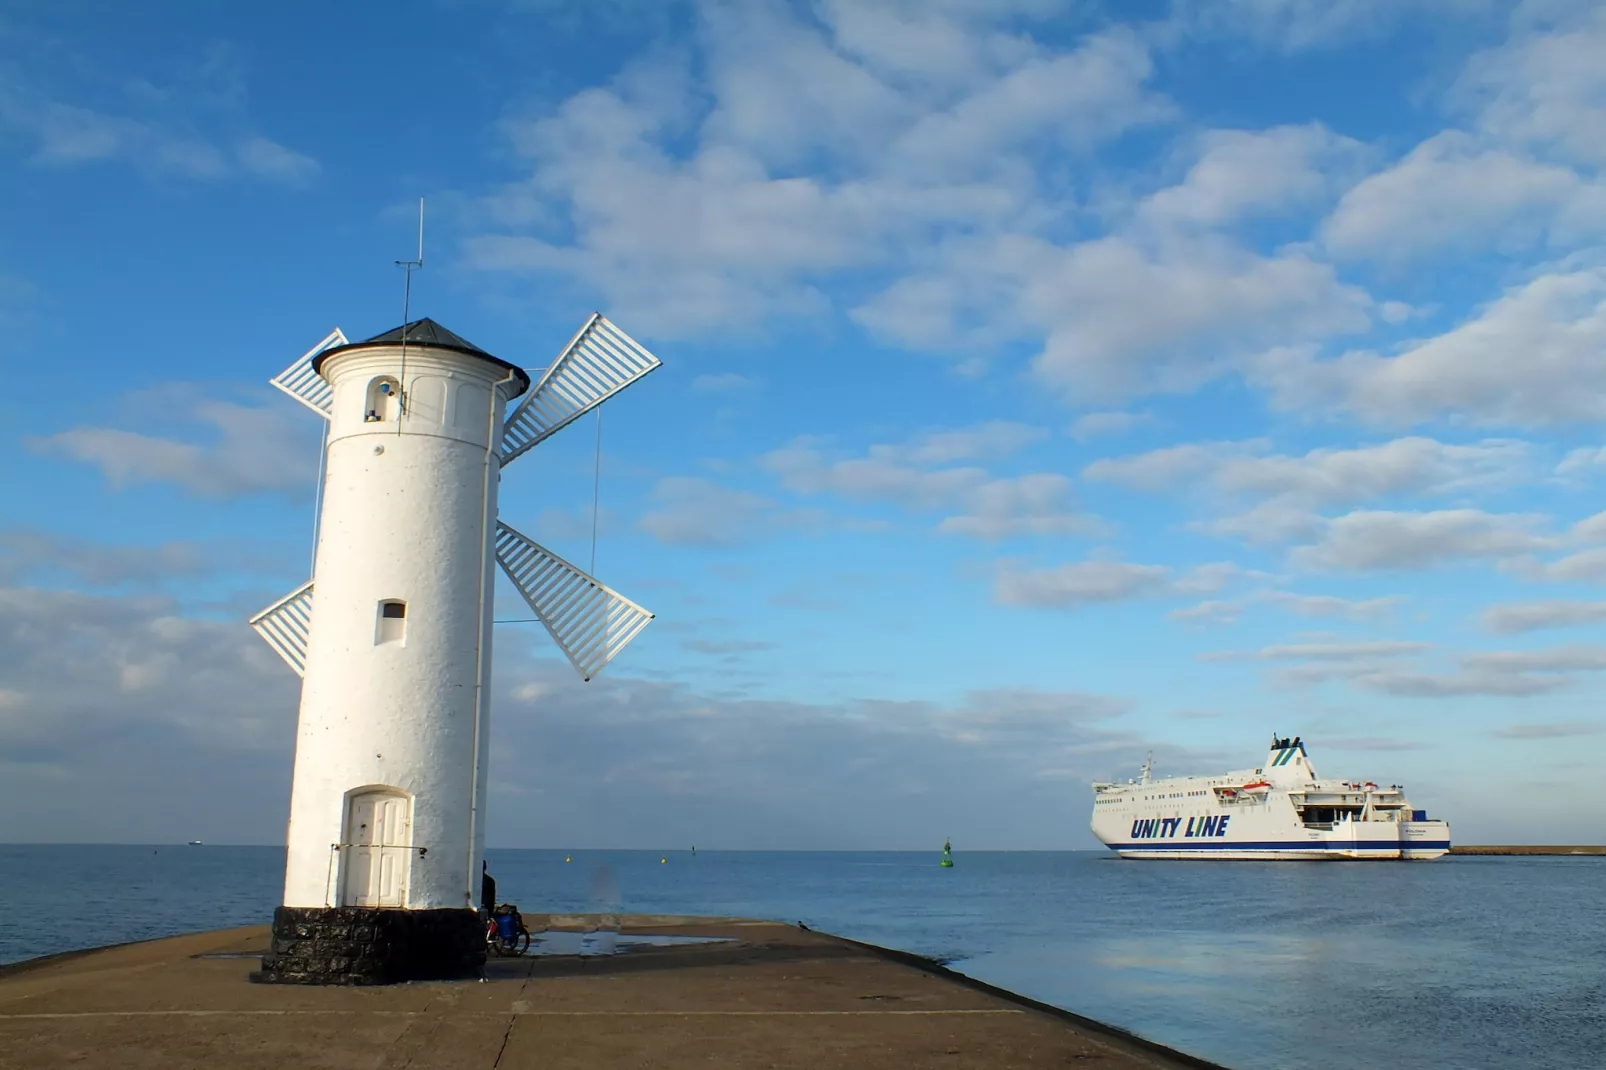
1135,790 -> 1214,799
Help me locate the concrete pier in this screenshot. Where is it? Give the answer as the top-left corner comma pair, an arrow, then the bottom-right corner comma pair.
0,915 -> 1224,1069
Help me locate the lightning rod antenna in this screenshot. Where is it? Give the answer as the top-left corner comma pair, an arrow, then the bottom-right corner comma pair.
395,197 -> 425,436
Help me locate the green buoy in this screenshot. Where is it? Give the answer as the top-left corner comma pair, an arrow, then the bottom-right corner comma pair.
940,838 -> 954,868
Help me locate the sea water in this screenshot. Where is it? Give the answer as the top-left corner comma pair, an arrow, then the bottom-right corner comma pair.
0,846 -> 1598,1070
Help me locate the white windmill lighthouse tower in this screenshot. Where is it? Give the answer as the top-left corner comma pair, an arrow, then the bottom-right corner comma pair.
250,313 -> 660,984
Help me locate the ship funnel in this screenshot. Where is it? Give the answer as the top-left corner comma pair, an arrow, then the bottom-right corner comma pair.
1266,735 -> 1315,782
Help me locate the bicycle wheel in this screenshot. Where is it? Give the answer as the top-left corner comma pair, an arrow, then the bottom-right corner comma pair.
509,927 -> 530,956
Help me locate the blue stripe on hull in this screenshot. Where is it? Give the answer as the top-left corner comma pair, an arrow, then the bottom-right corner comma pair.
1105,840 -> 1452,851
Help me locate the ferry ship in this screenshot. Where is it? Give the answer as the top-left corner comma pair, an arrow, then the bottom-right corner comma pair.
1090,736 -> 1451,860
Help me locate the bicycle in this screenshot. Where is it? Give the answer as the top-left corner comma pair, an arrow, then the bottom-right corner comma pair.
486,903 -> 530,956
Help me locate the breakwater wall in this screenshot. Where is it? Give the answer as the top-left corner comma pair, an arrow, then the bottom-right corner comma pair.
1449,845 -> 1605,855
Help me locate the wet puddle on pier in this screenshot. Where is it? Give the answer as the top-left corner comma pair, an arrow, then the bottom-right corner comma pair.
526,932 -> 732,956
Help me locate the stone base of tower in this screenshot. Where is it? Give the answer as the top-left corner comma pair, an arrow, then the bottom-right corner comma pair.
254,906 -> 485,985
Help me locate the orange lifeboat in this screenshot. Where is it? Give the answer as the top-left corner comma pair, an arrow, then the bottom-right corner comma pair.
1240,780 -> 1272,793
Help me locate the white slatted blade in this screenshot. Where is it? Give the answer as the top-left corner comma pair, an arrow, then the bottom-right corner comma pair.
501,314 -> 661,465
250,580 -> 315,676
270,329 -> 348,418
494,521 -> 653,681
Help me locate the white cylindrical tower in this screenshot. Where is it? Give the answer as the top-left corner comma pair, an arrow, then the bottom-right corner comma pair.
259,319 -> 528,985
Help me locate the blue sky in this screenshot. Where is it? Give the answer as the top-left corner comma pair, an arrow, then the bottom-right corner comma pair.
4,0 -> 1605,848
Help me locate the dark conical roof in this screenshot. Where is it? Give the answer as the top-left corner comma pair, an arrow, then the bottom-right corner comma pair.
312,317 -> 530,395
358,318 -> 490,354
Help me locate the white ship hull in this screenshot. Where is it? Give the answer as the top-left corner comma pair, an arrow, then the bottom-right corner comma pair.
1090,738 -> 1451,861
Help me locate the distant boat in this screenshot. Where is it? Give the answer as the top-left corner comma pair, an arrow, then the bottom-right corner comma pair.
940,839 -> 953,867
188,841 -> 203,846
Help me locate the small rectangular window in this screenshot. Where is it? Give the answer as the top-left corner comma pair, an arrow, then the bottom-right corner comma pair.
376,600 -> 407,644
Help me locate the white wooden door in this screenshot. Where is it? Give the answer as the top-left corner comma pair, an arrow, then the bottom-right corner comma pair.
343,790 -> 411,907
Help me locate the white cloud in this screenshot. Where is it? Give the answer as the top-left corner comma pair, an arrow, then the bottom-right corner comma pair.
636,477 -> 792,546
1566,509 -> 1606,540
1292,509 -> 1557,571
857,232 -> 1372,402
682,638 -> 775,656
26,389 -> 319,499
1556,445 -> 1606,479
1139,123 -> 1366,231
1251,269 -> 1606,426
1214,438 -> 1530,503
935,474 -> 1107,539
1200,501 -> 1329,544
1173,561 -> 1248,594
234,136 -> 320,184
529,505 -> 621,544
466,11 -> 1168,338
996,559 -> 1171,608
760,430 -> 1098,539
1068,411 -> 1152,441
816,0 -> 1051,87
1210,631 -> 1606,698
1463,645 -> 1606,674
1379,300 -> 1416,324
995,557 -> 1241,609
1087,437 -> 1533,551
0,578 -> 1203,848
1083,441 -> 1239,491
480,663 -> 1168,848
1490,720 -> 1606,739
698,1 -> 918,169
466,3 -> 1390,405
0,584 -> 299,841
762,439 -> 990,509
0,529 -> 215,587
1353,667 -> 1572,697
0,51 -> 318,185
1172,0 -> 1491,52
1171,589 -> 1402,625
872,421 -> 1046,464
1318,737 -> 1431,751
1169,599 -> 1244,624
2,96 -> 220,175
885,28 -> 1175,173
1089,436 -> 1527,502
469,74 -> 870,334
1205,639 -> 1431,662
691,373 -> 757,393
1259,590 -> 1403,620
1452,2 -> 1606,167
1510,546 -> 1606,582
1323,131 -> 1603,261
1268,640 -> 1431,661
1119,456 -> 1606,582
1481,599 -> 1606,634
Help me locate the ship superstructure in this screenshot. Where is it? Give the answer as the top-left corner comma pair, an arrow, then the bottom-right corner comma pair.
1090,737 -> 1450,860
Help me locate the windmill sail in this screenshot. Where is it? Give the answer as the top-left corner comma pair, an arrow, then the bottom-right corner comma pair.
494,521 -> 654,681
270,329 -> 348,418
500,314 -> 661,465
250,580 -> 315,676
